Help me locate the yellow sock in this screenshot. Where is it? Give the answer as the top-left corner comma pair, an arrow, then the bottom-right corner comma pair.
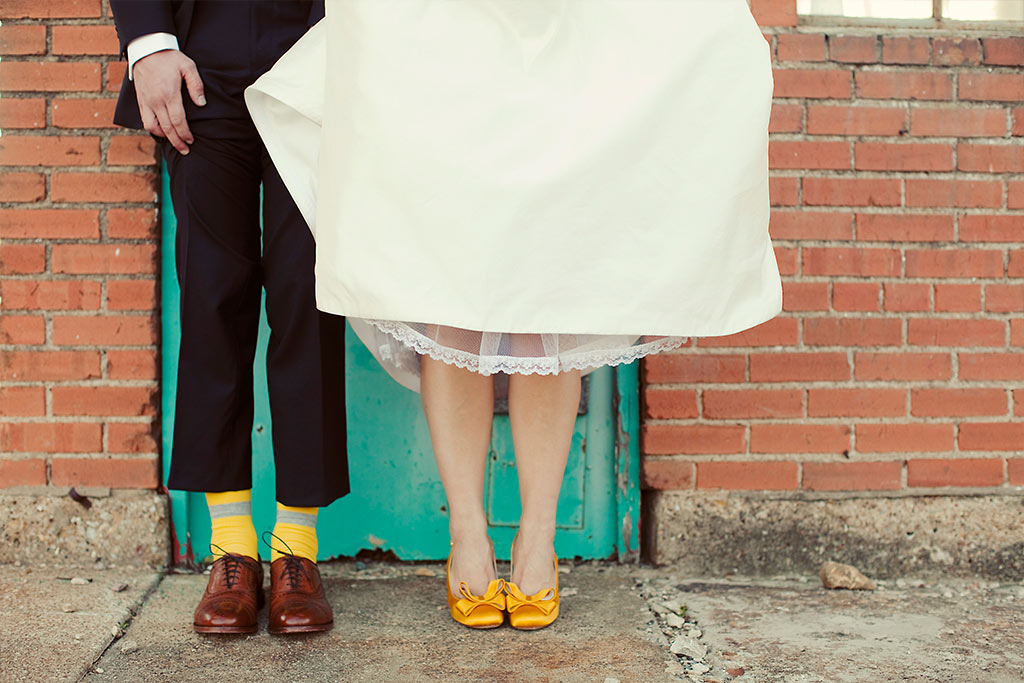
206,490 -> 258,560
271,503 -> 318,563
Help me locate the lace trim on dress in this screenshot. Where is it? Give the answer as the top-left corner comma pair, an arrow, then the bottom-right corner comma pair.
366,319 -> 688,376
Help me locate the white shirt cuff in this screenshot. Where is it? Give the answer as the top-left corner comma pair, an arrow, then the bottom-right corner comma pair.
126,33 -> 180,81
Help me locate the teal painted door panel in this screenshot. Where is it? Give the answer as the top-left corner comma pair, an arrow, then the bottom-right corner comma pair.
160,167 -> 639,564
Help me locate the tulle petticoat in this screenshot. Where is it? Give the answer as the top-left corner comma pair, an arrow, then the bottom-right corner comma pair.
348,319 -> 686,392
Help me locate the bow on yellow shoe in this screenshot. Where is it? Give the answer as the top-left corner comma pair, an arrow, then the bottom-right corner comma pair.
504,578 -> 559,630
445,547 -> 506,629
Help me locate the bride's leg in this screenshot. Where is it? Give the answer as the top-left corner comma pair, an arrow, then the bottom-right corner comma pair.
421,354 -> 496,595
508,369 -> 582,594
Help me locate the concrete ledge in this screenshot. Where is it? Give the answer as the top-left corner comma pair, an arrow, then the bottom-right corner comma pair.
0,491 -> 170,568
644,491 -> 1024,580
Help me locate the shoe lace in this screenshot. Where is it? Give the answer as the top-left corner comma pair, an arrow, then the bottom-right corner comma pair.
261,531 -> 308,590
209,543 -> 245,589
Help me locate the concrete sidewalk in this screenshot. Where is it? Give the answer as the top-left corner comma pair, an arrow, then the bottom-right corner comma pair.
2,561 -> 1022,683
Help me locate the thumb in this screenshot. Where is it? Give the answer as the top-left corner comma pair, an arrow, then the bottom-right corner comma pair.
181,61 -> 207,107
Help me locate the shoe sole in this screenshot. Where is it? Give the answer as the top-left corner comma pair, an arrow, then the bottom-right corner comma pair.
193,624 -> 258,634
268,622 -> 334,635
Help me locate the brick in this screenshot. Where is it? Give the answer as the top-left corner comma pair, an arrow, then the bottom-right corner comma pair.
986,284 -> 1024,312
854,352 -> 951,381
52,386 -> 156,417
783,281 -> 829,311
769,177 -> 800,206
934,283 -> 981,312
959,73 -> 1024,103
1013,319 -> 1024,347
857,213 -> 955,242
0,459 -> 47,487
52,315 -> 156,346
0,135 -> 100,167
911,108 -> 1007,137
644,354 -> 746,384
641,458 -> 693,490
960,352 -> 1024,380
1011,250 -> 1024,277
50,457 -> 160,489
905,249 -> 1004,278
855,71 -> 952,100
750,424 -> 850,454
884,282 -> 931,312
855,142 -> 954,171
107,279 -> 157,310
905,179 -> 1002,209
773,69 -> 852,99
776,34 -> 826,62
0,98 -> 46,129
775,246 -> 799,275
882,37 -> 930,65
0,315 -> 45,345
1010,182 -> 1024,210
106,62 -> 128,92
52,244 -> 157,274
642,424 -> 746,456
0,62 -> 101,92
802,178 -> 900,207
803,247 -> 901,277
703,389 -> 803,419
806,105 -> 906,136
0,244 -> 46,274
808,388 -> 905,418
960,215 -> 1024,243
1010,459 -> 1024,485
107,208 -> 158,239
0,423 -> 101,454
911,388 -> 1007,417
983,38 -> 1024,66
50,172 -> 157,203
769,140 -> 849,170
750,0 -> 797,27
908,318 -> 1005,347
769,103 -> 803,133
697,461 -> 798,490
107,350 -> 158,381
831,282 -> 880,311
0,0 -> 101,18
958,144 -> 1024,173
0,350 -> 101,381
804,317 -> 900,347
0,280 -> 101,310
52,98 -> 117,128
51,25 -> 119,55
856,424 -> 954,453
932,38 -> 981,66
107,136 -> 158,166
698,317 -> 798,349
1014,108 -> 1024,136
0,386 -> 45,416
803,461 -> 902,491
0,25 -> 46,55
770,211 -> 853,240
107,422 -> 158,454
0,209 -> 100,239
644,389 -> 698,419
0,172 -> 45,202
750,352 -> 850,382
829,35 -> 878,64
907,458 -> 1003,487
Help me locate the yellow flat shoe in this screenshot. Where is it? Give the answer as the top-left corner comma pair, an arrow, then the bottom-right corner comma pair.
506,549 -> 560,631
446,545 -> 506,629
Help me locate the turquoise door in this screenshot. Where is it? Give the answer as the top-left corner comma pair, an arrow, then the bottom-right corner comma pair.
160,171 -> 641,564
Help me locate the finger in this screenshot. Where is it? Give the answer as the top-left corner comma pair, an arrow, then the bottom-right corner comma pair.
165,98 -> 195,146
140,107 -> 166,138
181,61 -> 207,107
154,107 -> 189,155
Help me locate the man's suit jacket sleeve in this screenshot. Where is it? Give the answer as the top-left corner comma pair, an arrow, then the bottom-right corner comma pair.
110,0 -> 177,57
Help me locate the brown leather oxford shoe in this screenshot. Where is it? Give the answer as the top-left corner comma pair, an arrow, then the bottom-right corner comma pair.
268,554 -> 333,634
193,553 -> 264,634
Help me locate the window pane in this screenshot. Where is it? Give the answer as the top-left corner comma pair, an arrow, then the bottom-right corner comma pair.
797,0 -> 933,18
943,0 -> 1024,20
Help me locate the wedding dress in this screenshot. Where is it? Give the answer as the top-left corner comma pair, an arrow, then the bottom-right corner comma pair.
246,0 -> 781,391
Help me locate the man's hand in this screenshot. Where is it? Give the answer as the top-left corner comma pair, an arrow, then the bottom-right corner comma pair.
133,49 -> 206,154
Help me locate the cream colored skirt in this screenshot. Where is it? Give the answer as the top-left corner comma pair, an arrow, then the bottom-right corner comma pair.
246,0 -> 781,392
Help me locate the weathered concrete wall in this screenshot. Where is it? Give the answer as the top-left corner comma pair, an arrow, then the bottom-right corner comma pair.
0,491 -> 170,568
644,491 -> 1024,581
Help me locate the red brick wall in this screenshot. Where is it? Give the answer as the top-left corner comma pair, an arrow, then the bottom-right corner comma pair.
642,1 -> 1024,494
0,1 -> 161,492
